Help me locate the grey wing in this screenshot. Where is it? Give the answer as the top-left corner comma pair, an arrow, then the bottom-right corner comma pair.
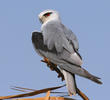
32,31 -> 63,63
61,24 -> 82,59
32,31 -> 46,57
42,21 -> 82,66
41,21 -> 73,53
61,24 -> 79,51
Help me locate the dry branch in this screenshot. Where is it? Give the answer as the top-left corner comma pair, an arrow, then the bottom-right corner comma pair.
0,85 -> 65,100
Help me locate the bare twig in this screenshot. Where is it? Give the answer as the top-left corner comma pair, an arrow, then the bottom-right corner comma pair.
0,85 -> 65,99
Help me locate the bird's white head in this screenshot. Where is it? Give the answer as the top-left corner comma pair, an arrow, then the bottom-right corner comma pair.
38,9 -> 60,24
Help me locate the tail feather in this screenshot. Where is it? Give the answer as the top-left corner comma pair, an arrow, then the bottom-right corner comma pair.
89,76 -> 102,84
62,69 -> 77,95
83,69 -> 102,84
60,64 -> 102,84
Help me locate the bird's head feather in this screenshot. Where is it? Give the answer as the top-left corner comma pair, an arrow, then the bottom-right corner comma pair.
38,9 -> 60,24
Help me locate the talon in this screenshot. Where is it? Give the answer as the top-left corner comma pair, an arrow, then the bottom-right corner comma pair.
41,57 -> 51,66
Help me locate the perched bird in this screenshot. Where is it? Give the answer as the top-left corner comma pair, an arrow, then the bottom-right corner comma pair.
32,9 -> 102,96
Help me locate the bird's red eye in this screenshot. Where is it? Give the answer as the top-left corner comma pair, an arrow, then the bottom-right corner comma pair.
44,12 -> 52,17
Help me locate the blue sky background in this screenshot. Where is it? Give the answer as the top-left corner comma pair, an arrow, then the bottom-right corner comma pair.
0,0 -> 109,99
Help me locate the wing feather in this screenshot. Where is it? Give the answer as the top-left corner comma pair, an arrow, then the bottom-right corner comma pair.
41,20 -> 73,53
41,21 -> 82,66
61,24 -> 79,50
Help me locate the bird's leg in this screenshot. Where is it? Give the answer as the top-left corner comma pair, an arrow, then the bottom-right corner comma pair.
41,57 -> 64,81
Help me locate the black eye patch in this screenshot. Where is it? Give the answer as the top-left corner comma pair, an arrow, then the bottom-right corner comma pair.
44,12 -> 52,17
